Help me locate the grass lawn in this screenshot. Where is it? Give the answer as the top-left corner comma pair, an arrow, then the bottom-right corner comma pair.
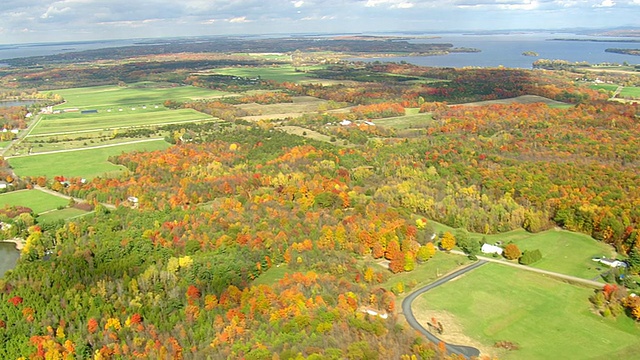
37,208 -> 90,223
426,219 -> 616,279
31,108 -> 214,135
374,113 -> 433,129
211,65 -> 323,83
8,140 -> 171,179
253,264 -> 290,286
413,263 -> 640,360
49,82 -> 230,109
0,189 -> 68,214
619,86 -> 640,98
381,252 -> 472,298
589,84 -> 618,92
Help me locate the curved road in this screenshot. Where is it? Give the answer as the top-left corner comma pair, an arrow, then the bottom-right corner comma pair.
402,260 -> 487,359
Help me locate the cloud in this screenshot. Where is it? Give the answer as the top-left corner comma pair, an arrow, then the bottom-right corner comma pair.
228,16 -> 251,23
593,0 -> 615,6
365,0 -> 415,8
292,0 -> 304,7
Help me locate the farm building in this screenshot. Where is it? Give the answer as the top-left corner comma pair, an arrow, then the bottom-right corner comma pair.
481,243 -> 503,255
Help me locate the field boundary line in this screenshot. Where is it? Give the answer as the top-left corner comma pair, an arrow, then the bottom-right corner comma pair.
6,138 -> 166,159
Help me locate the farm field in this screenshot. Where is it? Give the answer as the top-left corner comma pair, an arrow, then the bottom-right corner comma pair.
30,108 -> 214,136
0,189 -> 69,214
374,112 -> 433,129
619,86 -> 640,98
413,263 -> 640,360
210,65 -> 323,83
427,220 -> 616,279
8,140 -> 171,179
49,82 -> 231,110
237,96 -> 333,120
36,208 -> 90,223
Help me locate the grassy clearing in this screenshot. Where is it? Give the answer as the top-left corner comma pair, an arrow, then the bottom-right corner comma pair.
31,108 -> 214,136
374,113 -> 433,129
589,84 -> 619,92
461,95 -> 571,108
238,96 -> 329,117
211,65 -> 323,83
253,264 -> 290,286
619,86 -> 640,98
427,219 -> 615,279
37,208 -> 91,223
50,83 -> 230,109
0,189 -> 68,214
413,263 -> 640,360
8,140 -> 171,179
381,252 -> 472,298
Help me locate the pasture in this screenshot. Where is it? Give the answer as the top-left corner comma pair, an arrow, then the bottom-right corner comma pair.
8,140 -> 170,179
413,263 -> 640,360
49,82 -> 230,110
374,112 -> 433,129
30,108 -> 214,136
0,189 -> 68,214
426,220 -> 616,279
36,208 -> 90,223
619,86 -> 640,98
210,65 -> 322,83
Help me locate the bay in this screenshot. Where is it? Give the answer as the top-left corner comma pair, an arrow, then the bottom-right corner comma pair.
353,32 -> 640,68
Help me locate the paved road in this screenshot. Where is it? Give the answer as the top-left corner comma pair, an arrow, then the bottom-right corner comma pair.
402,260 -> 487,359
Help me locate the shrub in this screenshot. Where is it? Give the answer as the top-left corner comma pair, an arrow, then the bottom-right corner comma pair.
519,249 -> 542,265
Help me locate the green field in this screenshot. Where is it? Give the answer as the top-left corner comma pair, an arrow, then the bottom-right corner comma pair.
252,264 -> 290,286
8,140 -> 171,178
374,112 -> 434,129
211,65 -> 322,83
31,108 -> 214,135
413,263 -> 640,360
49,82 -> 230,109
589,84 -> 619,92
427,220 -> 616,279
0,189 -> 69,214
36,208 -> 90,223
381,252 -> 472,296
619,86 -> 640,98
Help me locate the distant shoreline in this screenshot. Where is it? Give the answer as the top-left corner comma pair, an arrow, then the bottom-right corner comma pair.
550,38 -> 640,43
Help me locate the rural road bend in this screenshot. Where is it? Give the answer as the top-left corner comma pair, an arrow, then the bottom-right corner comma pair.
402,260 -> 486,359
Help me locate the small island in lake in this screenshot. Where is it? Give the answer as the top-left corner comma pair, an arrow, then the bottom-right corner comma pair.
522,51 -> 539,57
605,48 -> 640,56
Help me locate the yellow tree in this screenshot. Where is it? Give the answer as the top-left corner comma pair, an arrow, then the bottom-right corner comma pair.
440,232 -> 456,251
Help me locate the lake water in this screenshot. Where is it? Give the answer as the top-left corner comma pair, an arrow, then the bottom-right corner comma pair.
0,242 -> 19,278
355,32 -> 640,68
0,38 -> 139,64
0,100 -> 40,108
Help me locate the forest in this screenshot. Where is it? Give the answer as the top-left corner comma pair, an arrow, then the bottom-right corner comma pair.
0,50 -> 639,359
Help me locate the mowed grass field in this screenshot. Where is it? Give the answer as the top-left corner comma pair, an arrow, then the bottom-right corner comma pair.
0,189 -> 68,214
210,65 -> 323,83
427,220 -> 616,279
31,108 -> 214,135
619,86 -> 640,98
8,140 -> 170,179
413,263 -> 640,360
50,82 -> 231,109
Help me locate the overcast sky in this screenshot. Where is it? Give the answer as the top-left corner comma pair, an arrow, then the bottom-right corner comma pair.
1,0 -> 639,44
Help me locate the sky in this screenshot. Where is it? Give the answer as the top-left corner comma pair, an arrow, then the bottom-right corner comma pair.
1,0 -> 639,44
